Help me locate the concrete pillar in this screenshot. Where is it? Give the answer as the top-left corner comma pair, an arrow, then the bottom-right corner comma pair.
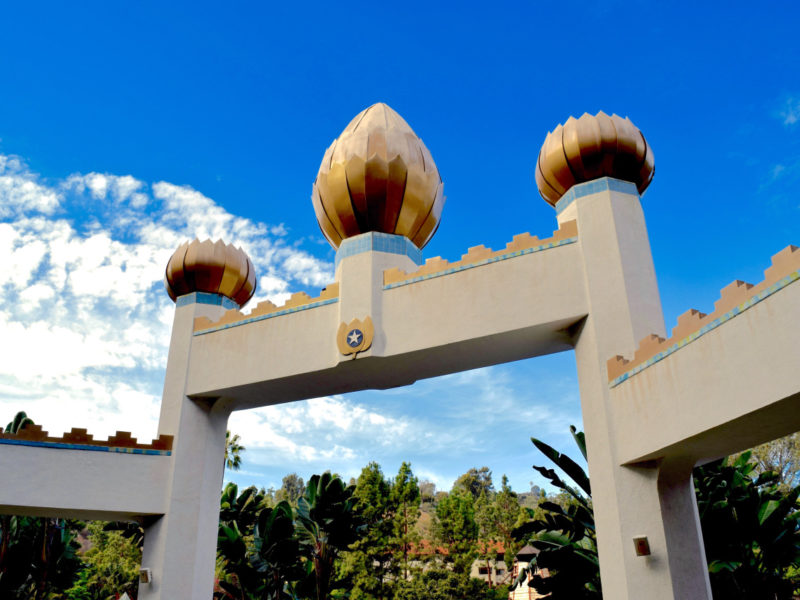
334,232 -> 422,357
657,457 -> 713,599
566,179 -> 711,599
139,293 -> 232,600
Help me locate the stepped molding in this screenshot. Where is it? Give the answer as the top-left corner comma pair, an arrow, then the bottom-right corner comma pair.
383,220 -> 578,287
608,245 -> 800,384
193,283 -> 340,333
0,425 -> 173,452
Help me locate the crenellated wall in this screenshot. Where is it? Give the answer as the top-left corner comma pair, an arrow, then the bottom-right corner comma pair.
0,425 -> 173,454
383,220 -> 578,287
607,245 -> 800,386
193,283 -> 340,334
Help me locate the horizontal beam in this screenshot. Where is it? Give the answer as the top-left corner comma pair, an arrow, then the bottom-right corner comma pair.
185,241 -> 587,408
0,444 -> 170,520
613,278 -> 800,465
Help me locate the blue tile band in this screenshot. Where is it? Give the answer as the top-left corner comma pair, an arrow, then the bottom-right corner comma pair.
610,270 -> 800,388
0,438 -> 171,456
556,177 -> 639,216
194,297 -> 339,336
384,237 -> 578,290
336,232 -> 423,269
177,292 -> 239,310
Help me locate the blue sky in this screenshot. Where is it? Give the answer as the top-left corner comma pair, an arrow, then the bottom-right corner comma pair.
0,1 -> 797,495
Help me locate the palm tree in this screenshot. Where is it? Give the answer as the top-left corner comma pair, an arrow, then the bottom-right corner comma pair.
224,430 -> 245,471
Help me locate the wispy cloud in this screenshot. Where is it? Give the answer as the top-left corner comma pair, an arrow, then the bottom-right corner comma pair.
779,96 -> 800,126
0,153 -> 332,442
0,152 -> 583,495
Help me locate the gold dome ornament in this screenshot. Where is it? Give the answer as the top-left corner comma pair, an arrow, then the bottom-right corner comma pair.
312,103 -> 445,249
535,111 -> 655,206
164,239 -> 256,307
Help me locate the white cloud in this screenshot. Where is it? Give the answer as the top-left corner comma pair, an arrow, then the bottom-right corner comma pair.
0,155 -> 60,217
780,96 -> 800,126
0,152 -> 333,444
0,151 -> 583,495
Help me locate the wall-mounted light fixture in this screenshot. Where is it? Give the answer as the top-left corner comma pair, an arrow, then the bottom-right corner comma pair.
633,536 -> 651,556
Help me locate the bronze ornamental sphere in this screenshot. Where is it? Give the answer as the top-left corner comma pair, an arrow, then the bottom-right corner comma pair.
164,239 -> 256,307
312,103 -> 445,249
536,111 -> 655,206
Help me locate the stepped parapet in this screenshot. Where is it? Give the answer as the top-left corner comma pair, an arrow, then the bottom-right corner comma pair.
608,245 -> 800,384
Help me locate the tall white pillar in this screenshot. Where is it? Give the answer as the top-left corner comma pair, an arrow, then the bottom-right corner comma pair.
565,179 -> 712,599
139,293 -> 232,600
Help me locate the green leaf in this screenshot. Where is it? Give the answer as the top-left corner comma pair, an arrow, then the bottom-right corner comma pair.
531,437 -> 591,497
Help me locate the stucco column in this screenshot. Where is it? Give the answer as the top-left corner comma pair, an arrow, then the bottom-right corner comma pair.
657,458 -> 713,599
334,232 -> 422,358
566,181 -> 711,599
139,294 -> 232,600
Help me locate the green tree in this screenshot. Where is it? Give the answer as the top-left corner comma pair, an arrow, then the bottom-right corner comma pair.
295,472 -> 363,600
224,430 -> 245,471
453,467 -> 494,500
749,432 -> 800,490
434,487 -> 478,575
419,480 -> 436,504
66,521 -> 140,599
342,462 -> 394,600
276,473 -> 306,505
494,475 -> 525,577
394,567 -> 503,600
475,475 -> 524,588
390,462 -> 421,582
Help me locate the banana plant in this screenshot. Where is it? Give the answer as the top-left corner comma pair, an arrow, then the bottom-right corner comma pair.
695,451 -> 800,598
511,426 -> 601,598
5,411 -> 34,434
250,501 -> 302,600
295,473 -> 363,600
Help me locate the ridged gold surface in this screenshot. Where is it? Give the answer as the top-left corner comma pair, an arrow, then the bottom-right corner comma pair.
164,239 -> 256,306
536,111 -> 655,206
312,103 -> 445,249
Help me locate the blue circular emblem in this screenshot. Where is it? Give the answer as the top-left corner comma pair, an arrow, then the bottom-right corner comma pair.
346,328 -> 363,348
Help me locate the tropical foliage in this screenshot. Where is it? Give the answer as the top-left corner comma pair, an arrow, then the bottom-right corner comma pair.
512,427 -> 800,599
695,451 -> 800,598
511,426 -> 600,598
224,430 -> 246,471
6,407 -> 800,600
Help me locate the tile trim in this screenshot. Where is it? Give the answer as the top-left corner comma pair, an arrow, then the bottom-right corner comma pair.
0,438 -> 172,456
177,292 -> 239,310
336,232 -> 423,269
383,237 -> 578,290
610,270 -> 800,388
556,177 -> 639,216
194,297 -> 339,336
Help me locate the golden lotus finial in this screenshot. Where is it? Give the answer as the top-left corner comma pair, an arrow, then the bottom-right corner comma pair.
535,111 -> 655,206
164,239 -> 256,307
312,102 -> 445,249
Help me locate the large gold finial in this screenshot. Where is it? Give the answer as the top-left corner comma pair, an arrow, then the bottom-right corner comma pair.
536,111 -> 655,206
164,239 -> 256,307
312,103 -> 445,249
